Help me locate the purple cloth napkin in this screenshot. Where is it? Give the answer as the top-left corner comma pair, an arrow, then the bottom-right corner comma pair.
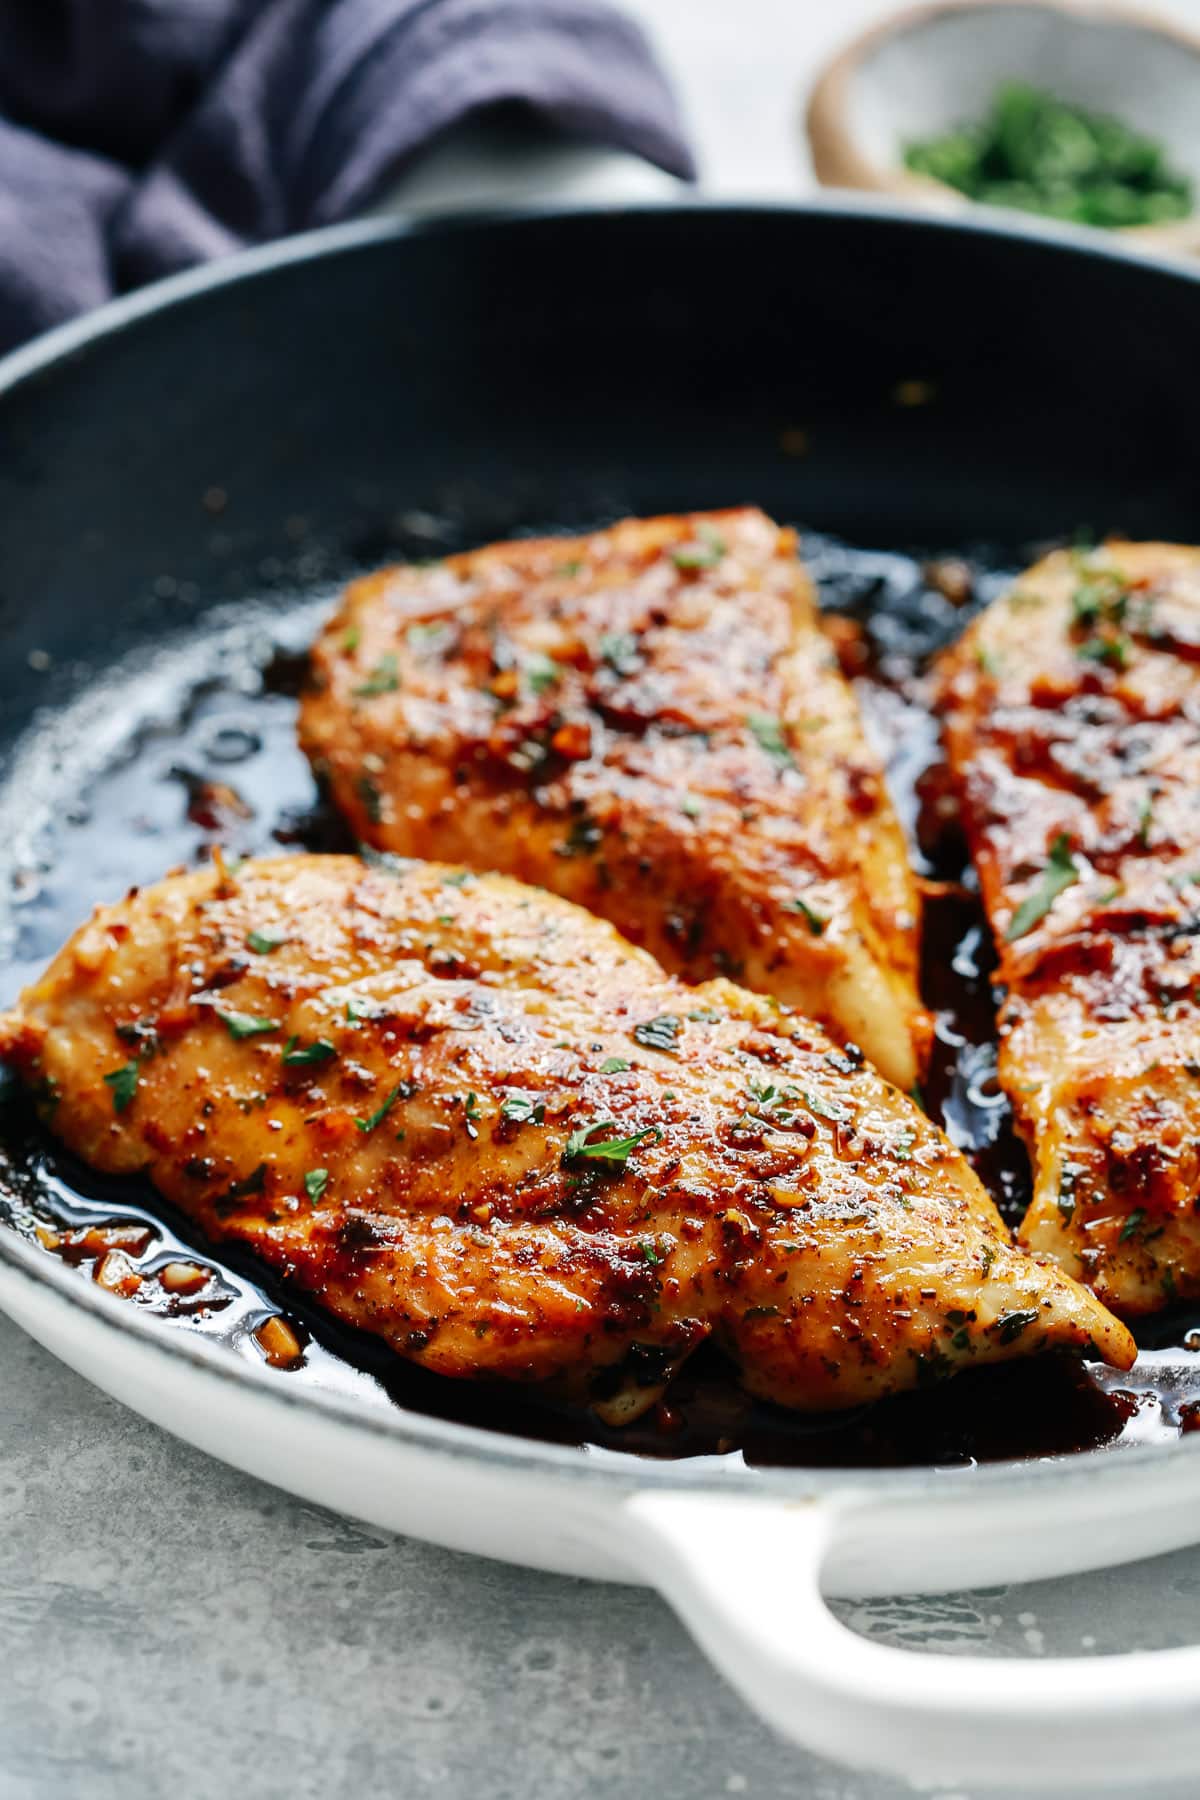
0,0 -> 694,352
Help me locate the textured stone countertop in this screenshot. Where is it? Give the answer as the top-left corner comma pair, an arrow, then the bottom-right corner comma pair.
9,2 -> 1200,1795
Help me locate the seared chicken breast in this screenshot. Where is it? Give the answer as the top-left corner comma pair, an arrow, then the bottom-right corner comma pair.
0,855 -> 1130,1410
299,509 -> 930,1092
937,543 -> 1200,1313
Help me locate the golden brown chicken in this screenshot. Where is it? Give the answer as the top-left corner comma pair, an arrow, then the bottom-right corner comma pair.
0,854 -> 1132,1411
937,542 -> 1200,1313
299,509 -> 930,1093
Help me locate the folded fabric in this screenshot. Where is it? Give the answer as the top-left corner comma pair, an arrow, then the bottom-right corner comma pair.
0,0 -> 694,353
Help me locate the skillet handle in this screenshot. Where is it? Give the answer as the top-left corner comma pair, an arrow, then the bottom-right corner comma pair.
620,1489 -> 1200,1788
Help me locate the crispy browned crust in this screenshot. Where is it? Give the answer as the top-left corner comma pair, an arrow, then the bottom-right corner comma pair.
298,509 -> 931,1092
0,855 -> 1131,1408
936,543 -> 1200,1314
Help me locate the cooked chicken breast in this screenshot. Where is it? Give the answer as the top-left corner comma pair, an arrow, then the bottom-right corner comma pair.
0,854 -> 1131,1411
937,542 -> 1200,1313
299,509 -> 930,1093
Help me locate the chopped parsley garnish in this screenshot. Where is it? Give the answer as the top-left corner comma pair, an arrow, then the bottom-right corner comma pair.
463,1092 -> 482,1139
786,895 -> 828,935
1077,633 -> 1130,669
994,1308 -> 1040,1344
801,1088 -> 851,1124
355,1084 -> 406,1133
353,653 -> 400,697
562,1120 -> 661,1167
1119,1207 -> 1147,1244
639,1240 -> 660,1267
304,1168 -> 329,1202
282,1036 -> 337,1066
1071,566 -> 1128,627
599,631 -> 640,674
356,773 -> 383,824
442,870 -> 472,887
525,652 -> 560,695
1006,835 -> 1079,941
247,929 -> 285,954
407,622 -> 451,653
745,712 -> 795,769
345,997 -> 368,1022
632,1014 -> 680,1053
599,1056 -> 632,1074
500,1092 -> 545,1125
341,626 -> 360,652
686,1007 -> 722,1023
222,1163 -> 267,1204
670,530 -> 725,571
103,1059 -> 141,1114
217,1009 -> 280,1040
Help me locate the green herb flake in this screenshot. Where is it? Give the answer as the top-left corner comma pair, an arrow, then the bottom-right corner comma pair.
680,794 -> 703,819
282,1036 -> 337,1067
1077,633 -> 1130,669
356,773 -> 383,824
341,626 -> 361,653
355,1083 -> 407,1133
525,652 -> 560,695
304,1168 -> 329,1202
786,895 -> 828,935
247,929 -> 285,955
994,1307 -> 1040,1345
599,631 -> 640,674
801,1088 -> 851,1125
562,1119 -> 661,1167
353,653 -> 400,697
686,1007 -> 722,1024
442,870 -> 472,888
670,531 -> 726,571
103,1059 -> 142,1114
1005,834 -> 1079,941
640,1240 -> 661,1267
217,1009 -> 280,1041
599,1056 -> 632,1074
745,712 -> 795,769
1119,1207 -> 1147,1244
632,1014 -> 681,1054
500,1092 -> 545,1125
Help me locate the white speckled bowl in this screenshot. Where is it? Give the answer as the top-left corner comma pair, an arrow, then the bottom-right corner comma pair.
807,1 -> 1200,253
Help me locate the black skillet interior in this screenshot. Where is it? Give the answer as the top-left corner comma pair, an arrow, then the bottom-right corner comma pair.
1,202 -> 1199,1470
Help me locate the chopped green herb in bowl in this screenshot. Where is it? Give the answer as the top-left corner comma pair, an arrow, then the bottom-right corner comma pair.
904,83 -> 1193,230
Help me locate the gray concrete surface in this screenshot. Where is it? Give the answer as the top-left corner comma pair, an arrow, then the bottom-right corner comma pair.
2,1305 -> 1197,1800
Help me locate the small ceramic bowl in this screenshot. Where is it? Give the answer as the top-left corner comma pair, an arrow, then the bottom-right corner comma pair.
806,1 -> 1200,253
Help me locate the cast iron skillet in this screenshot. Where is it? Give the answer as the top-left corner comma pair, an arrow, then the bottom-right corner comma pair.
2,202 -> 1200,1786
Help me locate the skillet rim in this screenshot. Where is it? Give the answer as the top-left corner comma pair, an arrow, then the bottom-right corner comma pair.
2,195 -> 1199,1498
